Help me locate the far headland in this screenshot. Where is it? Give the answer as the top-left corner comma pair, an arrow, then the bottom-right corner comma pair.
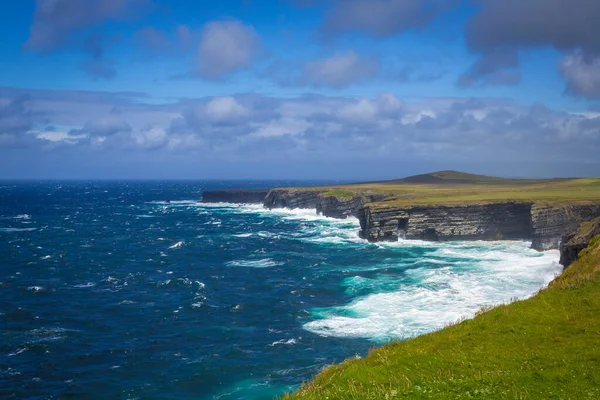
202,170 -> 600,266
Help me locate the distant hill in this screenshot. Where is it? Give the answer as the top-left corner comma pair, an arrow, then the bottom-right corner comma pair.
393,170 -> 506,184
377,170 -> 572,185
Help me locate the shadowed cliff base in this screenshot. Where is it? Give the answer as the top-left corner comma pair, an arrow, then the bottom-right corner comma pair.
282,233 -> 600,400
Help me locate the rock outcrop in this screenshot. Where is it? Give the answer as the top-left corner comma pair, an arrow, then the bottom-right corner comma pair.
559,217 -> 600,267
202,190 -> 270,204
357,202 -> 533,243
531,203 -> 600,250
357,200 -> 600,251
263,189 -> 390,219
264,189 -> 323,210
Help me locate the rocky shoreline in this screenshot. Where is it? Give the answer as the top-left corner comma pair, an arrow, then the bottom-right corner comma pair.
202,188 -> 600,266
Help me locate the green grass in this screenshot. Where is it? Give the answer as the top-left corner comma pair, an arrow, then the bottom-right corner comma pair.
283,236 -> 600,400
323,190 -> 356,200
297,172 -> 600,206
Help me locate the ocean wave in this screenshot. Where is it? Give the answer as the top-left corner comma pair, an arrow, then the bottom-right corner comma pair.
225,258 -> 285,268
73,282 -> 96,288
0,228 -> 37,233
168,241 -> 184,249
304,242 -> 562,342
268,338 -> 299,346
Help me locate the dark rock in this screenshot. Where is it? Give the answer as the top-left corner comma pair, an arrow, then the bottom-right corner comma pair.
559,217 -> 600,267
531,203 -> 600,250
264,189 -> 323,210
264,189 -> 390,219
358,202 -> 533,244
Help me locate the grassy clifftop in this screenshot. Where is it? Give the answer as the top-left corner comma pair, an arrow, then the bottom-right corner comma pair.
284,236 -> 600,399
298,171 -> 600,206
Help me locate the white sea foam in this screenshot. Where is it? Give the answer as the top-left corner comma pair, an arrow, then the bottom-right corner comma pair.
304,241 -> 562,342
168,241 -> 184,249
0,228 -> 37,233
225,258 -> 285,268
269,338 -> 299,346
233,233 -> 253,238
73,282 -> 96,288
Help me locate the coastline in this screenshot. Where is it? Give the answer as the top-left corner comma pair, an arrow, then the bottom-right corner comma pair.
202,187 -> 600,258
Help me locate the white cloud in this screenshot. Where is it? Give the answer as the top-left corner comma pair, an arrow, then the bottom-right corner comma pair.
560,52 -> 600,99
196,20 -> 261,79
205,97 -> 250,122
302,51 -> 379,87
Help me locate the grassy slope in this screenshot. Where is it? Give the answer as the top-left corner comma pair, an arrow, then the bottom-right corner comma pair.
299,171 -> 600,206
284,237 -> 600,400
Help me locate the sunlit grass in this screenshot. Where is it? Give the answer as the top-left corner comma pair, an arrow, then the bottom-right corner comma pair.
289,172 -> 600,206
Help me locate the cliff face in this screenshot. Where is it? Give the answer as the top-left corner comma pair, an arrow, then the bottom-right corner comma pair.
357,201 -> 600,251
531,203 -> 600,250
316,193 -> 389,219
357,202 -> 533,243
202,190 -> 270,204
204,188 -> 600,253
559,217 -> 600,267
263,189 -> 390,219
264,189 -> 323,210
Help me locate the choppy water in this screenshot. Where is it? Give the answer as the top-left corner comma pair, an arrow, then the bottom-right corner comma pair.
0,181 -> 562,399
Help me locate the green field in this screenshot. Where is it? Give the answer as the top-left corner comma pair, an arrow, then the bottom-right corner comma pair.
283,235 -> 600,399
306,171 -> 600,206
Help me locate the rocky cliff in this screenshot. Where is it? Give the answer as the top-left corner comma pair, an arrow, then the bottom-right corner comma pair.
559,217 -> 600,267
357,200 -> 600,252
204,188 -> 600,256
202,190 -> 271,204
263,189 -> 323,210
263,189 -> 390,219
531,203 -> 600,250
357,202 -> 533,243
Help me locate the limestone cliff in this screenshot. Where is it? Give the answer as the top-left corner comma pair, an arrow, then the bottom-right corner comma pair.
559,217 -> 600,267
263,189 -> 390,219
263,189 -> 323,210
531,203 -> 600,250
357,202 -> 533,243
203,188 -> 600,254
357,200 -> 600,251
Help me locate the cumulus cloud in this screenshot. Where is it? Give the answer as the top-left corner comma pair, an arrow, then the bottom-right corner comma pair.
321,0 -> 459,38
302,51 -> 379,88
560,52 -> 600,99
2,86 -> 600,178
463,0 -> 600,92
196,20 -> 261,79
467,0 -> 600,56
82,117 -> 132,136
24,0 -> 152,79
0,96 -> 33,135
25,0 -> 152,51
205,97 -> 251,122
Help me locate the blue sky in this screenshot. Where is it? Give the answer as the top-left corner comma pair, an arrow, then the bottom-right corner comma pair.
1,0 -> 600,179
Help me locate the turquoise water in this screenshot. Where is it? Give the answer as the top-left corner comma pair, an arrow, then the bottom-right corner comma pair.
0,181 -> 562,399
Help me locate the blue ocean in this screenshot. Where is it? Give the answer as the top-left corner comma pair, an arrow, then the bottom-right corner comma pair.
1,181 -> 562,399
